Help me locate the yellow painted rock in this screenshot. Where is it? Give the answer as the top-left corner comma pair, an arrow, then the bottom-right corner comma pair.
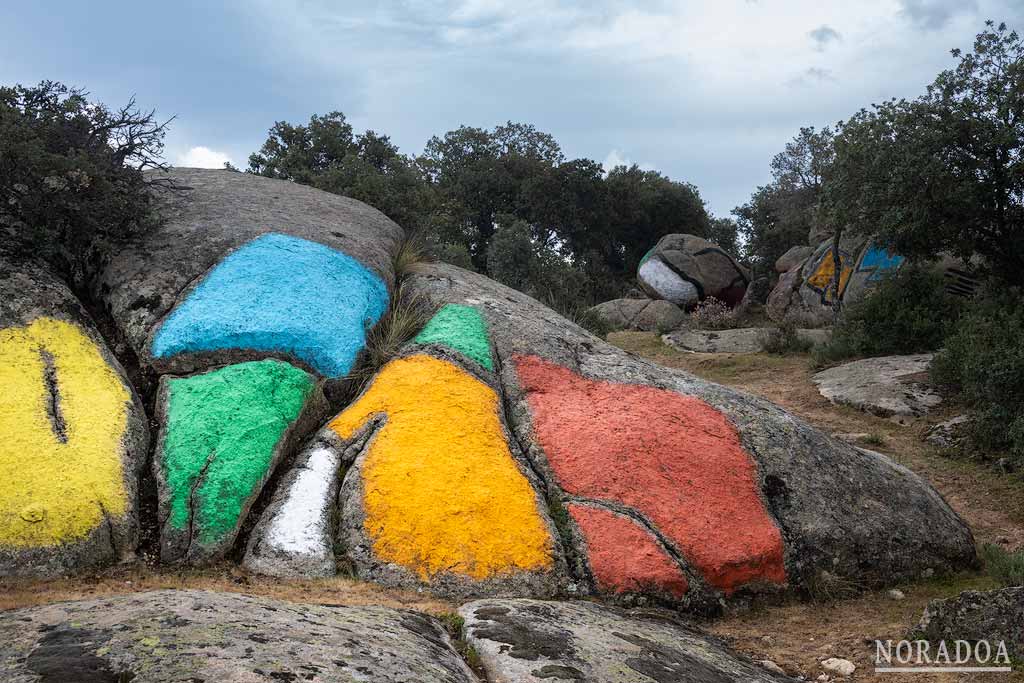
329,354 -> 556,587
0,312 -> 146,576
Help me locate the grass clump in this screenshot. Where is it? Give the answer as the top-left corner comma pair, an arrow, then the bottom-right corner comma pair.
760,320 -> 813,355
439,612 -> 484,675
689,297 -> 735,330
980,543 -> 1024,587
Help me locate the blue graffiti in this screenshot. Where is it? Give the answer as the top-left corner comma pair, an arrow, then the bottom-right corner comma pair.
152,233 -> 388,378
858,246 -> 904,282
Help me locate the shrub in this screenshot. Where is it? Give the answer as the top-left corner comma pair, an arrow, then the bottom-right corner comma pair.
931,287 -> 1024,461
813,264 -> 962,365
689,297 -> 735,330
761,321 -> 813,355
0,81 -> 169,285
980,543 -> 1024,587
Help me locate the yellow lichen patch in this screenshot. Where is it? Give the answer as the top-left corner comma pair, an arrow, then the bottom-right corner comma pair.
329,354 -> 553,580
0,318 -> 130,547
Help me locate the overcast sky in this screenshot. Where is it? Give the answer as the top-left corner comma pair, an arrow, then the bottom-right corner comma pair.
3,1 -> 1023,216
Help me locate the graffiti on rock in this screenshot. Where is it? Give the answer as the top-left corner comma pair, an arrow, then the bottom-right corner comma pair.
0,318 -> 130,547
856,245 -> 905,282
152,233 -> 388,377
514,355 -> 786,595
806,250 -> 853,304
160,359 -> 314,548
329,354 -> 553,581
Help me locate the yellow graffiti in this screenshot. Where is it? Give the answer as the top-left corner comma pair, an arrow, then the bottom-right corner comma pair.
807,253 -> 853,302
329,354 -> 553,580
0,318 -> 130,547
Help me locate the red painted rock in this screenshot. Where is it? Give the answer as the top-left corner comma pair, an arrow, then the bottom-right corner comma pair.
568,503 -> 688,599
516,354 -> 786,596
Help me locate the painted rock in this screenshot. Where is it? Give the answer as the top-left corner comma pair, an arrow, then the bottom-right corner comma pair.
0,259 -> 148,577
154,359 -> 327,565
638,233 -> 750,308
587,298 -> 685,333
325,304 -> 565,596
242,436 -> 344,577
459,598 -> 795,682
95,167 -> 400,378
0,590 -> 477,683
406,262 -> 975,611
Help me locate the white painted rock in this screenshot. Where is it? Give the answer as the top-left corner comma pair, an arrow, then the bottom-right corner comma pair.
243,439 -> 343,577
812,354 -> 941,418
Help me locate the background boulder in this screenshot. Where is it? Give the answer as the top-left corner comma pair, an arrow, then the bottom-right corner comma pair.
0,258 -> 148,577
638,234 -> 750,308
774,245 -> 814,274
587,298 -> 685,332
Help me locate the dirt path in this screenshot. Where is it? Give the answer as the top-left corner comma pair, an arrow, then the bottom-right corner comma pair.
610,331 -> 1024,682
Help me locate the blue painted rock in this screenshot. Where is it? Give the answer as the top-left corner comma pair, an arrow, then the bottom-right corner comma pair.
0,257 -> 148,577
637,234 -> 750,308
95,168 -> 401,379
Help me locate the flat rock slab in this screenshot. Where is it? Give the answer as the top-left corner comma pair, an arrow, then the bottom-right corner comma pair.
663,327 -> 829,354
915,587 -> 1024,660
0,589 -> 476,683
812,354 -> 941,418
459,598 -> 793,682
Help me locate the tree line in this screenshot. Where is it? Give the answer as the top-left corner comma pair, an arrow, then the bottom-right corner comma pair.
244,118 -> 727,307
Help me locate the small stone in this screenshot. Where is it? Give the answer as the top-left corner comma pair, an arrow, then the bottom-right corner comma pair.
760,659 -> 786,675
888,588 -> 905,600
821,657 -> 856,677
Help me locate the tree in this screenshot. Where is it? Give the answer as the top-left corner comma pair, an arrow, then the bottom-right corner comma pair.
248,112 -> 436,235
734,126 -> 834,277
823,21 -> 1024,282
603,165 -> 711,275
0,81 -> 170,285
707,216 -> 741,257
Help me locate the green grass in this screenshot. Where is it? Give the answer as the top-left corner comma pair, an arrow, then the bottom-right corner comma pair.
981,543 -> 1024,587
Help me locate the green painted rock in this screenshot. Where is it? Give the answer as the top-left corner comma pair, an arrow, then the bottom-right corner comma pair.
413,303 -> 494,370
154,359 -> 326,565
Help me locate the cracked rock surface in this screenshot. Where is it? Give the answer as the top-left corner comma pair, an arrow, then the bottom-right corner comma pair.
459,598 -> 795,682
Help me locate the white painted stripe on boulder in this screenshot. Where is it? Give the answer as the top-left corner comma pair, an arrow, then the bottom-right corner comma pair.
265,446 -> 339,557
638,259 -> 699,307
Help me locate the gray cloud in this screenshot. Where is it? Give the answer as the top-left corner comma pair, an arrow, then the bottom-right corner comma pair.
898,0 -> 979,30
808,25 -> 841,50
